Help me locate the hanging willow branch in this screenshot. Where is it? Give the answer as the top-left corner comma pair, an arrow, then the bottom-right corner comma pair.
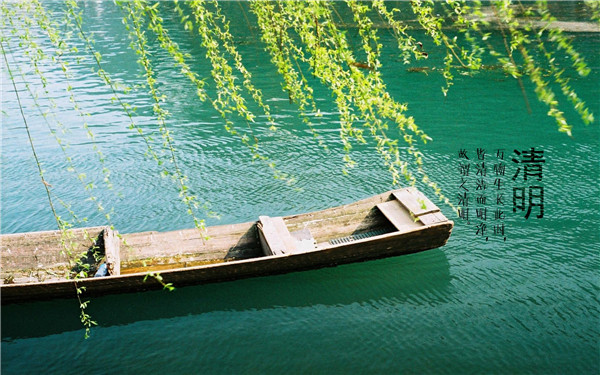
1,40 -> 60,229
250,1 -> 326,148
172,0 -> 296,184
1,33 -> 98,340
1,0 -> 596,221
121,0 -> 209,231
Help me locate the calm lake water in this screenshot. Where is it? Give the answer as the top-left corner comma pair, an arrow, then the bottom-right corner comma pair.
1,2 -> 599,374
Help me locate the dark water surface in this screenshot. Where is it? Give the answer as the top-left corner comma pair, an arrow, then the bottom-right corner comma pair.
1,2 -> 599,374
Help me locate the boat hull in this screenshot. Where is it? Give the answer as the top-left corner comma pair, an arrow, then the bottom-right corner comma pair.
1,189 -> 453,304
0,222 -> 451,304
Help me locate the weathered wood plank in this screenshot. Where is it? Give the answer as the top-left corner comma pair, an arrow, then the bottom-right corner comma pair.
284,191 -> 391,241
0,221 -> 453,304
120,222 -> 260,264
290,228 -> 316,253
1,227 -> 105,284
393,188 -> 439,217
376,200 -> 423,232
286,207 -> 392,243
258,216 -> 297,256
418,211 -> 448,226
104,227 -> 120,276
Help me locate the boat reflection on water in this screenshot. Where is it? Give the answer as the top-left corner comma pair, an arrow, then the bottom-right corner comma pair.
1,247 -> 452,340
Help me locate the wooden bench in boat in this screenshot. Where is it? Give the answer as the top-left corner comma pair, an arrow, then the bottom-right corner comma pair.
376,187 -> 447,231
103,227 -> 121,276
258,216 -> 317,256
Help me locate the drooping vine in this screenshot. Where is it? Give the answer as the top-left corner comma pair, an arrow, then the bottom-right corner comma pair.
120,0 -> 209,231
17,0 -> 118,198
172,0 -> 297,184
250,1 -> 326,149
495,0 -> 570,135
65,1 -> 165,165
372,0 -> 428,64
533,1 -> 594,126
14,0 -> 596,203
1,0 -> 595,236
259,0 -> 442,202
1,3 -> 99,339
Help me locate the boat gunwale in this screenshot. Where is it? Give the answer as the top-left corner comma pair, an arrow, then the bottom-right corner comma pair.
0,226 -> 107,239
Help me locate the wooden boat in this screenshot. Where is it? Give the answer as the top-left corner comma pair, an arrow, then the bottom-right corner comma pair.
0,188 -> 453,304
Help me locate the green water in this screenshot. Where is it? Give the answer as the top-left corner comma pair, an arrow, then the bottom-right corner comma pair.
1,2 -> 599,374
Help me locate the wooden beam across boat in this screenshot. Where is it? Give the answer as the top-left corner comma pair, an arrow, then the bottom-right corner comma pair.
0,188 -> 453,304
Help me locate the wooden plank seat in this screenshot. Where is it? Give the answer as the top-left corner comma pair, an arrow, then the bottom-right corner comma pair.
377,187 -> 447,231
377,200 -> 423,232
258,216 -> 317,256
392,188 -> 438,216
257,216 -> 297,256
103,227 -> 121,276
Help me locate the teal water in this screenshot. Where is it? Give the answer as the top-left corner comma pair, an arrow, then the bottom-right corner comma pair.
1,2 -> 599,374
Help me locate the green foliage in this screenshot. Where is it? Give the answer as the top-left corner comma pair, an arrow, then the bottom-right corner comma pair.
120,0 -> 211,232
179,0 -> 297,184
144,272 -> 175,291
250,1 -> 326,149
3,0 -> 594,208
